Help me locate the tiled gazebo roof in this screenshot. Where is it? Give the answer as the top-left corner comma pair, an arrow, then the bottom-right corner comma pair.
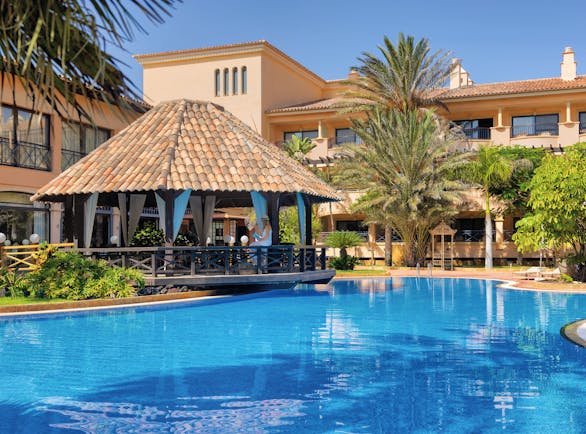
33,99 -> 341,203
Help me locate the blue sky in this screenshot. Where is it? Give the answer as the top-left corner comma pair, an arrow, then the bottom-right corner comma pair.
114,0 -> 586,94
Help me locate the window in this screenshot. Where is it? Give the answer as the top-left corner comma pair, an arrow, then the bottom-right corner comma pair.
232,68 -> 238,95
283,130 -> 318,142
512,114 -> 558,137
336,220 -> 367,234
335,128 -> 362,146
223,68 -> 229,96
453,118 -> 493,139
214,69 -> 220,97
0,192 -> 49,244
62,122 -> 110,170
580,112 -> 586,133
0,105 -> 50,170
241,66 -> 247,94
453,218 -> 495,242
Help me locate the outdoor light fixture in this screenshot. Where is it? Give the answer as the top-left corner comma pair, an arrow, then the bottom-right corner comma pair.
29,233 -> 40,244
0,233 -> 6,244
110,235 -> 119,245
22,239 -> 30,245
240,235 -> 249,245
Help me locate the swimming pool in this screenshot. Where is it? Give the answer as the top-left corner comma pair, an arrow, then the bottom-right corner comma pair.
1,277 -> 585,433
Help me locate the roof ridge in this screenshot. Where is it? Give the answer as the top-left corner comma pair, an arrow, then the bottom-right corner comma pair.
158,100 -> 186,190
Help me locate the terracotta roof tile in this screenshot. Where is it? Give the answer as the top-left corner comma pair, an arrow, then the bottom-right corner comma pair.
438,75 -> 586,99
34,100 -> 340,202
267,76 -> 586,114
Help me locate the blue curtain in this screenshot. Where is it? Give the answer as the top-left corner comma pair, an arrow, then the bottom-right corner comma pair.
251,191 -> 267,230
297,192 -> 306,245
173,190 -> 192,240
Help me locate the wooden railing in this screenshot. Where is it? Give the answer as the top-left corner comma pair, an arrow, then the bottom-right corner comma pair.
0,243 -> 75,271
78,245 -> 327,277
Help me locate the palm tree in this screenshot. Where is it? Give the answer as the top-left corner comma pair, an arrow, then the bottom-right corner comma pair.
343,33 -> 452,113
339,34 -> 453,265
282,135 -> 316,161
0,1 -> 178,120
464,144 -> 527,269
335,108 -> 468,266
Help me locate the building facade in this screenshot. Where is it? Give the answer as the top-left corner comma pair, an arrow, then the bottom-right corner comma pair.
0,79 -> 137,246
136,41 -> 586,264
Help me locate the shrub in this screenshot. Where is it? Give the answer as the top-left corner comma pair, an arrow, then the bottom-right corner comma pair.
26,250 -> 144,300
325,231 -> 363,268
130,222 -> 164,247
559,273 -> 574,283
329,255 -> 361,270
0,268 -> 28,297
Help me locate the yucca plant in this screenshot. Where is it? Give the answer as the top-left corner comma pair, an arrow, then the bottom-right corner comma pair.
325,231 -> 363,270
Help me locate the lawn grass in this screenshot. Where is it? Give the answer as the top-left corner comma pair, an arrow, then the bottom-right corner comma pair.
0,297 -> 62,306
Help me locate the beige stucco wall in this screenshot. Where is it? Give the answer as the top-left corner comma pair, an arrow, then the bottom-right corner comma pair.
141,54 -> 264,133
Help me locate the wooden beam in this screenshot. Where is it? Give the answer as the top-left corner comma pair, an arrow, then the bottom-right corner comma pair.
265,192 -> 281,245
304,196 -> 313,246
63,196 -> 74,243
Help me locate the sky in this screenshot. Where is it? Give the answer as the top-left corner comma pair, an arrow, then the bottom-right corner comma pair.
112,0 -> 586,95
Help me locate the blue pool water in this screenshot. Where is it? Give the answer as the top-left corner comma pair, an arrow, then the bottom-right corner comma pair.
1,277 -> 586,433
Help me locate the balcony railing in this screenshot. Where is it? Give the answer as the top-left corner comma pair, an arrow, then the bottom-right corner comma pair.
79,245 -> 326,277
511,124 -> 559,138
455,229 -> 496,242
0,137 -> 51,171
462,127 -> 491,140
61,149 -> 86,171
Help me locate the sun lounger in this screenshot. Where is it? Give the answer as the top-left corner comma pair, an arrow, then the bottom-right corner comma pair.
540,268 -> 561,280
513,266 -> 543,279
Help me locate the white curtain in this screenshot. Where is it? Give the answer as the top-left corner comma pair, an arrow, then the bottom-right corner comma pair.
189,196 -> 204,243
128,194 -> 146,244
83,193 -> 99,248
202,196 -> 216,245
155,192 -> 166,237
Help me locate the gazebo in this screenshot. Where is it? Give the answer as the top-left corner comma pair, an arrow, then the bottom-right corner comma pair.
430,222 -> 456,270
32,99 -> 341,249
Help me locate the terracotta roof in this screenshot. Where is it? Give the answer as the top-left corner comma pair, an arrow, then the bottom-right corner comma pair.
266,97 -> 351,114
268,75 -> 586,114
430,75 -> 586,100
33,100 -> 341,202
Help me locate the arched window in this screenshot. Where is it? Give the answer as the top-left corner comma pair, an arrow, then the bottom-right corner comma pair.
241,66 -> 247,94
214,69 -> 220,97
223,68 -> 229,96
232,67 -> 238,95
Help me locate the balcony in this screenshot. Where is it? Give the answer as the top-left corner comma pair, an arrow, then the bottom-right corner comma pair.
0,137 -> 51,171
61,149 -> 86,171
462,127 -> 491,140
511,124 -> 559,138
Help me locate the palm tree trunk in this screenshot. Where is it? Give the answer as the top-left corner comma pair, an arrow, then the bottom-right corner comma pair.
384,225 -> 393,266
485,192 -> 493,269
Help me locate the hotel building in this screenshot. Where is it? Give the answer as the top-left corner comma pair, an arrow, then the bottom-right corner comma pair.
135,41 -> 586,264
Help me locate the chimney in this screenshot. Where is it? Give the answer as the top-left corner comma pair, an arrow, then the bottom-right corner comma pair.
450,58 -> 473,89
561,47 -> 576,81
348,69 -> 360,81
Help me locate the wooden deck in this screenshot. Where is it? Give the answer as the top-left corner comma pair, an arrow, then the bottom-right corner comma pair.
143,269 -> 335,290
